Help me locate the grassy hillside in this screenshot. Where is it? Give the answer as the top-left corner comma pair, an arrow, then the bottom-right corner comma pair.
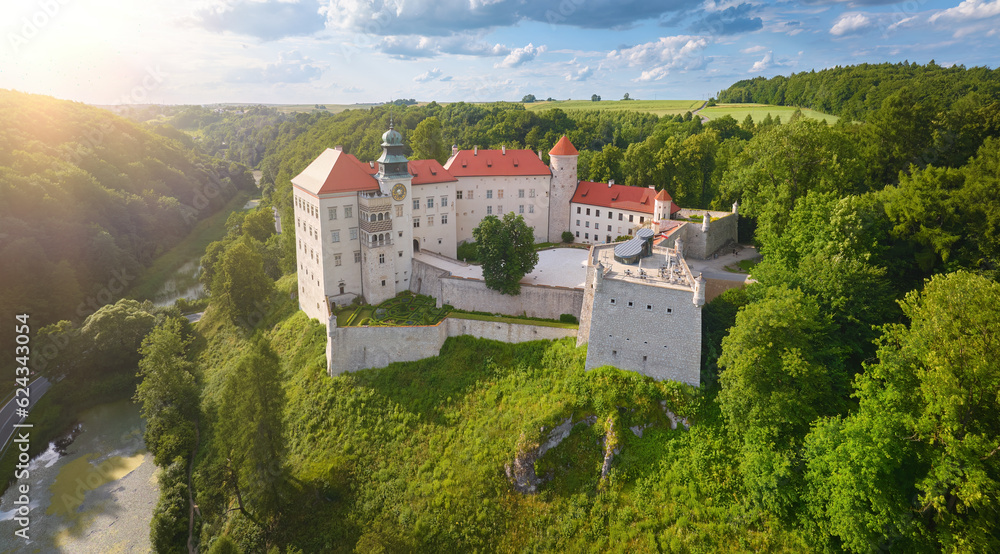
700,103 -> 838,125
525,99 -> 703,117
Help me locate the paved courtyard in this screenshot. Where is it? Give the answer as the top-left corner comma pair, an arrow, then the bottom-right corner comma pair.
415,247 -> 590,289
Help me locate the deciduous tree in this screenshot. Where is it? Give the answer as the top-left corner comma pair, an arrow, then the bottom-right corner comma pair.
472,213 -> 539,295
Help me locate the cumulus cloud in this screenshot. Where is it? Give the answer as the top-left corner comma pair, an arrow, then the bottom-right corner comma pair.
320,0 -> 701,36
495,43 -> 546,68
413,68 -> 445,82
740,44 -> 767,54
377,35 -> 509,59
231,50 -> 324,83
194,0 -> 326,41
565,65 -> 594,81
930,0 -> 1000,22
607,35 -> 711,81
748,51 -> 775,73
830,12 -> 874,35
690,3 -> 763,35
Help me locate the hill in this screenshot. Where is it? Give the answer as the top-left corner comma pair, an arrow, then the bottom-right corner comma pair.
0,90 -> 253,332
700,103 -> 838,125
525,99 -> 703,117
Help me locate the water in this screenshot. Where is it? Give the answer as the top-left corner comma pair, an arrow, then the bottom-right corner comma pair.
152,260 -> 205,307
0,400 -> 158,553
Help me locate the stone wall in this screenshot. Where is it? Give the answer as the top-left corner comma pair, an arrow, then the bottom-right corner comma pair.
673,210 -> 738,259
326,316 -> 577,375
581,272 -> 701,386
410,259 -> 583,320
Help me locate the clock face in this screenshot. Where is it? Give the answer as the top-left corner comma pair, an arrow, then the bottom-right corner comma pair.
391,183 -> 406,201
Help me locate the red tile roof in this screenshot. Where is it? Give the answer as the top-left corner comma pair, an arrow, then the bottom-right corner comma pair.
444,148 -> 551,177
571,182 -> 683,216
291,148 -> 378,196
549,135 -> 579,156
407,159 -> 457,185
655,188 -> 673,202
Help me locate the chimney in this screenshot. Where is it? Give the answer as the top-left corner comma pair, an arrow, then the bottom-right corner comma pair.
334,145 -> 343,152
474,146 -> 478,156
648,185 -> 655,190
369,161 -> 374,168
502,145 -> 506,155
538,149 -> 542,160
452,144 -> 458,156
608,179 -> 615,186
607,182 -> 612,188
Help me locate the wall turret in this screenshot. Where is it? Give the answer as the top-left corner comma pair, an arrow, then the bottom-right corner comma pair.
547,135 -> 579,243
694,273 -> 706,307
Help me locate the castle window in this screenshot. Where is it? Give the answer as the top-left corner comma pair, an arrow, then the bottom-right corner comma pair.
427,215 -> 434,226
456,191 -> 463,200
381,279 -> 386,286
498,189 -> 504,199
619,213 -> 623,221
575,231 -> 579,237
350,228 -> 358,240
331,230 -> 340,243
610,298 -> 616,305
646,304 -> 652,311
529,189 -> 536,198
640,216 -> 645,223
329,207 -> 337,220
379,253 -> 385,264
396,205 -> 402,217
642,356 -> 647,363
608,211 -> 613,219
398,251 -> 403,257
585,221 -> 590,228
666,308 -> 672,314
607,225 -> 612,232
486,190 -> 493,199
497,205 -> 502,214
629,214 -> 634,222
529,205 -> 534,213
596,210 -> 600,217
576,219 -> 580,226
586,208 -> 591,215
335,254 -> 342,266
377,213 -> 383,221
427,197 -> 434,208
627,301 -> 634,308
467,190 -> 473,199
577,207 -> 581,214
518,189 -> 524,198
441,196 -> 448,207
413,218 -> 420,228
441,214 -> 448,224
345,206 -> 352,218
585,233 -> 589,239
519,205 -> 524,214
487,206 -> 493,215
612,350 -> 617,357
354,251 -> 361,263
413,198 -> 420,210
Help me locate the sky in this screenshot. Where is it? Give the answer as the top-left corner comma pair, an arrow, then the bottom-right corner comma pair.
1,0 -> 998,105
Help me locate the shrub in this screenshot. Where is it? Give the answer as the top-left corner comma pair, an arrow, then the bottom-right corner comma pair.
559,313 -> 578,324
457,241 -> 479,263
562,231 -> 574,243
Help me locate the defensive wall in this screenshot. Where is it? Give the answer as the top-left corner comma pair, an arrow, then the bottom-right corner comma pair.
663,209 -> 738,260
326,316 -> 577,376
409,258 -> 583,320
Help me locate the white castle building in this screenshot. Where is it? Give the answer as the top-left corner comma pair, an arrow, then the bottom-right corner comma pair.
292,124 -> 738,385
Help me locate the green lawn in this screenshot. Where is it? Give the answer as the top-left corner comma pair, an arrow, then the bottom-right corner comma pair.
700,103 -> 839,125
448,311 -> 578,329
524,99 -> 703,117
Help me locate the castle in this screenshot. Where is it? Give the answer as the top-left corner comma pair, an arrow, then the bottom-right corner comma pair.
291,125 -> 738,386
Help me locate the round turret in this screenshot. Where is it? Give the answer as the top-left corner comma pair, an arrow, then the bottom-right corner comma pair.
381,125 -> 403,146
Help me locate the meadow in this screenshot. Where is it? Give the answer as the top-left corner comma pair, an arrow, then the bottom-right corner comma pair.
700,103 -> 839,125
524,99 -> 704,117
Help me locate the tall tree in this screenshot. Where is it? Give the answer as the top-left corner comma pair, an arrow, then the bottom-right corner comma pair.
211,237 -> 274,327
409,116 -> 449,163
217,334 -> 287,523
472,212 -> 539,295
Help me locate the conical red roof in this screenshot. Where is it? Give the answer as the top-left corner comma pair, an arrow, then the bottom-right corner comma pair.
549,135 -> 578,156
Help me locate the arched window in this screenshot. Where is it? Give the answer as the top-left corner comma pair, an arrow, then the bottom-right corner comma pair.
377,213 -> 383,221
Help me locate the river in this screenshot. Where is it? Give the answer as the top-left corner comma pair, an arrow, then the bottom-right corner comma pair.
0,400 -> 157,553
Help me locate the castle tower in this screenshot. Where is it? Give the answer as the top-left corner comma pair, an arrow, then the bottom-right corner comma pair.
547,136 -> 579,243
361,122 -> 414,304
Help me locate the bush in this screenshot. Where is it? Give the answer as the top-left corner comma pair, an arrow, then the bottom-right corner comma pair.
561,231 -> 574,243
559,313 -> 578,324
457,241 -> 479,263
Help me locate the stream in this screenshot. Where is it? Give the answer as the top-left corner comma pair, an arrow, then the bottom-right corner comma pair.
0,400 -> 156,553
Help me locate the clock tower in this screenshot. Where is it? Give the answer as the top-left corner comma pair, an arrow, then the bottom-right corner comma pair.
361,122 -> 414,304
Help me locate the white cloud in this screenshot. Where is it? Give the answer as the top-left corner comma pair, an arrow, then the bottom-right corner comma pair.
607,35 -> 711,81
413,68 -> 444,82
830,12 -> 873,36
495,43 -> 546,68
930,0 -> 1000,23
749,50 -> 773,72
740,45 -> 767,54
565,65 -> 594,81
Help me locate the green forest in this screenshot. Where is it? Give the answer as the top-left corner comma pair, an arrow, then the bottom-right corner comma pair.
4,60 -> 1000,552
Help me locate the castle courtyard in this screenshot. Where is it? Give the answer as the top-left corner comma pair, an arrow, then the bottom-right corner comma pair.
414,247 -> 589,289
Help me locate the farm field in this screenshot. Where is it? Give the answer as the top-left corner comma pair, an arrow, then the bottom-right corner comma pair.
524,98 -> 704,117
700,103 -> 839,125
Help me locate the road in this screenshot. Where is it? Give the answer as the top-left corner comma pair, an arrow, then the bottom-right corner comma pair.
685,245 -> 761,282
0,376 -> 52,452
